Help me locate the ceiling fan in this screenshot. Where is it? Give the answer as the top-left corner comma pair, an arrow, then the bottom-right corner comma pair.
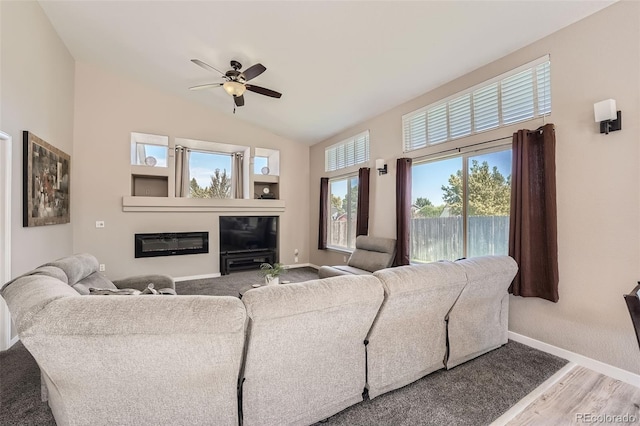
189,59 -> 282,112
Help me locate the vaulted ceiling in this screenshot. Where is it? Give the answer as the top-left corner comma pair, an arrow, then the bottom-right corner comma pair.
39,1 -> 615,145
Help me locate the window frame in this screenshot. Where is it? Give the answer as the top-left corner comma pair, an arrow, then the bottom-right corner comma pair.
410,143 -> 512,263
186,148 -> 234,199
327,173 -> 359,252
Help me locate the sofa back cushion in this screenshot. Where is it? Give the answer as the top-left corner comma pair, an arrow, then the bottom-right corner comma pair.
366,261 -> 467,399
348,235 -> 396,272
43,253 -> 117,294
240,275 -> 384,426
446,255 -> 518,368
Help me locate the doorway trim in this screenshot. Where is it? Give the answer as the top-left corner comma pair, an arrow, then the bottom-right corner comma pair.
0,130 -> 15,350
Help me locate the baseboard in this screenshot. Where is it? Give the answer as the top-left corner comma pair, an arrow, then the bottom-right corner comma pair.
173,273 -> 221,282
9,334 -> 18,348
509,331 -> 640,387
285,263 -> 318,270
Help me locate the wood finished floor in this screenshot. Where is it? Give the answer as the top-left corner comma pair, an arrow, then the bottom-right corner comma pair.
502,366 -> 640,425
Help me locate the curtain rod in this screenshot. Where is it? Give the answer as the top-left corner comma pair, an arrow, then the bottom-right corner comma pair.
423,135 -> 513,159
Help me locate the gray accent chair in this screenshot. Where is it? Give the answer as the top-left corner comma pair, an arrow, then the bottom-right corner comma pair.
240,275 -> 384,426
446,255 -> 518,369
365,261 -> 468,399
1,253 -> 247,426
318,235 -> 396,278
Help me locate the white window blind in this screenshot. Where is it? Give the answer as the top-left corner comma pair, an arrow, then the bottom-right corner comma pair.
403,56 -> 551,152
449,94 -> 471,139
473,83 -> 499,132
325,131 -> 370,172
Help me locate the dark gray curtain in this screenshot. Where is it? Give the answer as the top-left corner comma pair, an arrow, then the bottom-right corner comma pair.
509,123 -> 559,302
356,167 -> 370,236
395,158 -> 412,266
318,177 -> 329,250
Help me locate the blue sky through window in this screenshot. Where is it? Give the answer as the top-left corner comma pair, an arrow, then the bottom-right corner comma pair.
189,151 -> 232,187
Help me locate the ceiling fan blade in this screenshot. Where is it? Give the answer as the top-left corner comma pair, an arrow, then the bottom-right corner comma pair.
189,83 -> 223,90
191,59 -> 225,76
234,95 -> 245,107
242,63 -> 266,81
246,84 -> 282,98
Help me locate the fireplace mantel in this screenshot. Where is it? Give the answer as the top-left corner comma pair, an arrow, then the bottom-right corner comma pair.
122,196 -> 285,213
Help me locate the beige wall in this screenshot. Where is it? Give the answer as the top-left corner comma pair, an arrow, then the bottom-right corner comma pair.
73,62 -> 309,279
309,2 -> 640,373
1,1 -> 75,276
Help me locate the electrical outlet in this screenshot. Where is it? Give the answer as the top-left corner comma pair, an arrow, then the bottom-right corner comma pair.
99,264 -> 106,272
343,255 -> 348,262
294,256 -> 299,263
95,221 -> 105,228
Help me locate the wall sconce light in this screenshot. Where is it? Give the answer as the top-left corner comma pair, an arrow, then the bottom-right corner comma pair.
594,99 -> 622,135
375,159 -> 387,175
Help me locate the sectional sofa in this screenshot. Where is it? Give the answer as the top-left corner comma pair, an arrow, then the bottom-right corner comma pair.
1,253 -> 517,426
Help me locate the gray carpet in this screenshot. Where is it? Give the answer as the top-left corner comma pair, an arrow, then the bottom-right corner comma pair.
175,266 -> 320,296
0,267 -> 568,425
317,340 -> 567,425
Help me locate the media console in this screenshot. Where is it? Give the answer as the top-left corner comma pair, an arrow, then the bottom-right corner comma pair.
220,249 -> 276,275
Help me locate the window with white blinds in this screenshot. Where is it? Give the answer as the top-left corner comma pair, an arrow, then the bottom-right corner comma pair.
325,131 -> 370,172
403,56 -> 551,152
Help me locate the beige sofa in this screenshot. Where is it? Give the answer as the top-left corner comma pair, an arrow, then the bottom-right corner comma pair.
1,254 -> 517,426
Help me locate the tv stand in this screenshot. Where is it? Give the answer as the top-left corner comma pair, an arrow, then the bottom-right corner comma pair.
220,250 -> 276,275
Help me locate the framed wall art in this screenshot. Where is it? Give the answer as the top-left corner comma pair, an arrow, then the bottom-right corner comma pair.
23,131 -> 70,227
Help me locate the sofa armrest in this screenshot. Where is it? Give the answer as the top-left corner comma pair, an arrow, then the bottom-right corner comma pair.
112,274 -> 175,291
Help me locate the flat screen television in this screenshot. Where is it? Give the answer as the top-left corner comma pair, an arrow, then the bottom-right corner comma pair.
219,216 -> 278,253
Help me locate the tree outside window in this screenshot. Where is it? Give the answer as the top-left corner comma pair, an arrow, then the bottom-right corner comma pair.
328,176 -> 358,250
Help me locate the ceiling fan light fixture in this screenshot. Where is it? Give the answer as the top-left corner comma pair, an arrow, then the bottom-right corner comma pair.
223,81 -> 246,97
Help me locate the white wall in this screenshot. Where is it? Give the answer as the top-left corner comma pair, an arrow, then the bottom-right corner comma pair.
0,1 -> 75,343
309,1 -> 640,373
73,62 -> 310,279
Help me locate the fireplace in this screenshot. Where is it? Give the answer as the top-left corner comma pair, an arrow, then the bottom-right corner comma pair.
219,216 -> 278,274
135,232 -> 209,258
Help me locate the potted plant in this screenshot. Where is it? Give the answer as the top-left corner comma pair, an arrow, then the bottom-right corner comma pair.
260,262 -> 287,285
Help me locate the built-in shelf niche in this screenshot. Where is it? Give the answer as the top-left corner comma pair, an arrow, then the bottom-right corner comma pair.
132,175 -> 168,197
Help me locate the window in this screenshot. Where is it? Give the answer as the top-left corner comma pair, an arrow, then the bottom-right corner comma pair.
254,156 -> 269,175
130,132 -> 168,167
328,175 -> 358,250
410,148 -> 512,263
188,150 -> 233,199
403,56 -> 550,152
325,131 -> 370,172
